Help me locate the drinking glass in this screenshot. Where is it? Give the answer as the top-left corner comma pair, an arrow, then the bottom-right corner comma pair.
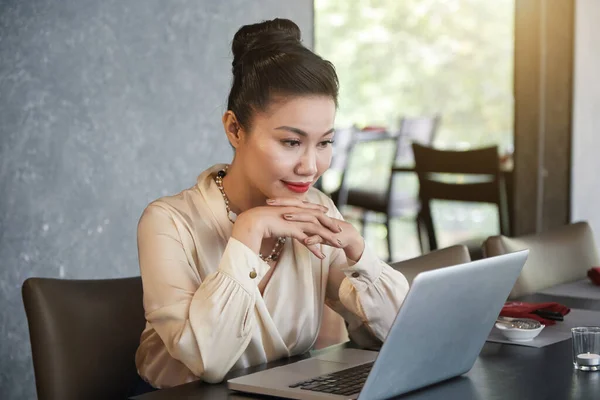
572,327 -> 600,371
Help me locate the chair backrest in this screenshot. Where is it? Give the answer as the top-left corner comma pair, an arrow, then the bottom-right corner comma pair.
22,277 -> 145,400
398,115 -> 440,144
395,115 -> 441,164
328,126 -> 357,174
412,143 -> 509,251
390,244 -> 471,285
412,143 -> 502,196
317,126 -> 374,194
483,221 -> 600,298
336,130 -> 400,208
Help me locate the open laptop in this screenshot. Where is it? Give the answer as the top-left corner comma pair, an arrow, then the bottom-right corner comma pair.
228,250 -> 529,399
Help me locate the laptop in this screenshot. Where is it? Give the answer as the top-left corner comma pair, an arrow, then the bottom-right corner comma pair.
228,250 -> 528,399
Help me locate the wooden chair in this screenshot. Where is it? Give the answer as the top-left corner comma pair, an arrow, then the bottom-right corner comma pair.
483,221 -> 599,298
412,143 -> 510,259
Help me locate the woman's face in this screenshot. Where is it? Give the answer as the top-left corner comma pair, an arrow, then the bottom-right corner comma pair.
234,95 -> 336,200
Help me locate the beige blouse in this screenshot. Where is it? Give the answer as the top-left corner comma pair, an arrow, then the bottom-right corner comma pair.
135,164 -> 409,388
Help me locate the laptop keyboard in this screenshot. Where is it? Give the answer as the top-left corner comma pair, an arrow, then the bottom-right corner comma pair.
288,361 -> 374,396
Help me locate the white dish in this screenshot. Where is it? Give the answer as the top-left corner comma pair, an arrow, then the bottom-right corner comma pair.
495,322 -> 545,342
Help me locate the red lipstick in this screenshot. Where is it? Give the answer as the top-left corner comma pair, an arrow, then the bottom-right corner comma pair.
283,181 -> 311,193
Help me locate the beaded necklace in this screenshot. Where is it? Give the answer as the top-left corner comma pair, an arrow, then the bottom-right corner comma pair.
214,166 -> 286,262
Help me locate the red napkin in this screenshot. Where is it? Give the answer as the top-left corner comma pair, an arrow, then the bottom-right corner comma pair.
588,267 -> 600,286
500,302 -> 570,326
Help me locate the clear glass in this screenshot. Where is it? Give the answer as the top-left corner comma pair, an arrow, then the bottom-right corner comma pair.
572,327 -> 600,371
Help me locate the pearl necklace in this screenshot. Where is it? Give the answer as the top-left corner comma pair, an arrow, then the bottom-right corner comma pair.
214,166 -> 286,262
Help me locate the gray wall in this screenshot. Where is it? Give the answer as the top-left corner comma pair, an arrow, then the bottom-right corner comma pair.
0,1 -> 313,398
572,0 -> 600,248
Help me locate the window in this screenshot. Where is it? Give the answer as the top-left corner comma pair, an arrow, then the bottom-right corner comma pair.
316,0 -> 515,259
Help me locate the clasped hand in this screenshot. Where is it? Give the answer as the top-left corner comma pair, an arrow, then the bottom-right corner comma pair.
232,198 -> 364,261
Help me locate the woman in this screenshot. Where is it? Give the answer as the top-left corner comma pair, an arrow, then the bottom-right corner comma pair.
133,18 -> 409,393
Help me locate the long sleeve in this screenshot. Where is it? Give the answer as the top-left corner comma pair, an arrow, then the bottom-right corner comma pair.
325,244 -> 409,348
137,204 -> 270,383
323,210 -> 409,348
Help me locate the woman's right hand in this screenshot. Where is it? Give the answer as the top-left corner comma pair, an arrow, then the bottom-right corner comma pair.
231,200 -> 343,259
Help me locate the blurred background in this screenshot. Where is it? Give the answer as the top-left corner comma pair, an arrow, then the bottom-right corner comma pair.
315,0 -> 514,260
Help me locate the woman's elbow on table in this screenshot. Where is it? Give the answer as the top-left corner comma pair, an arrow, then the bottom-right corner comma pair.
201,368 -> 230,384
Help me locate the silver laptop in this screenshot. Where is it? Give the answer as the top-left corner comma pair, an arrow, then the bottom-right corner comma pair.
228,250 -> 528,399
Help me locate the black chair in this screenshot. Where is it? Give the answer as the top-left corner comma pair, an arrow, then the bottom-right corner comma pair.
412,143 -> 510,260
332,133 -> 412,260
22,277 -> 146,400
331,117 -> 440,261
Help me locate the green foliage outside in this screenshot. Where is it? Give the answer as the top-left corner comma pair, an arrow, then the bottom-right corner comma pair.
315,0 -> 514,150
314,0 -> 515,260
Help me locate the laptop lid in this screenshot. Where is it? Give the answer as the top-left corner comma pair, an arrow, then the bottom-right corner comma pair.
359,250 -> 528,399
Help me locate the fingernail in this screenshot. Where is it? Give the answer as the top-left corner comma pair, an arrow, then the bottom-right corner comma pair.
337,239 -> 343,247
306,238 -> 316,245
283,214 -> 293,220
266,199 -> 276,204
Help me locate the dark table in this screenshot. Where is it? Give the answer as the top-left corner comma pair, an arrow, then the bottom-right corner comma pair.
133,296 -> 600,400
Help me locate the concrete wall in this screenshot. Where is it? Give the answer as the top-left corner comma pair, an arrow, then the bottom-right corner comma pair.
0,1 -> 313,398
571,0 -> 600,248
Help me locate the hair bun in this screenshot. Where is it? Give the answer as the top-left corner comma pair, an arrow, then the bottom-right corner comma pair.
231,18 -> 302,70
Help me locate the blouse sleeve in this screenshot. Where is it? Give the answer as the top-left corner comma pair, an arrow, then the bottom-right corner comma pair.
137,204 -> 269,383
324,212 -> 409,348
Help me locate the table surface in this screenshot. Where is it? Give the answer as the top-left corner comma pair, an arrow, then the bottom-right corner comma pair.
537,279 -> 600,300
133,296 -> 600,400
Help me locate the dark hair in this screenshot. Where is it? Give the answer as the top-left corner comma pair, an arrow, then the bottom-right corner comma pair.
227,18 -> 339,131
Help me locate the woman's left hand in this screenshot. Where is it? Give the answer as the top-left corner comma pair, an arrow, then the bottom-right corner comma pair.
266,198 -> 365,262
